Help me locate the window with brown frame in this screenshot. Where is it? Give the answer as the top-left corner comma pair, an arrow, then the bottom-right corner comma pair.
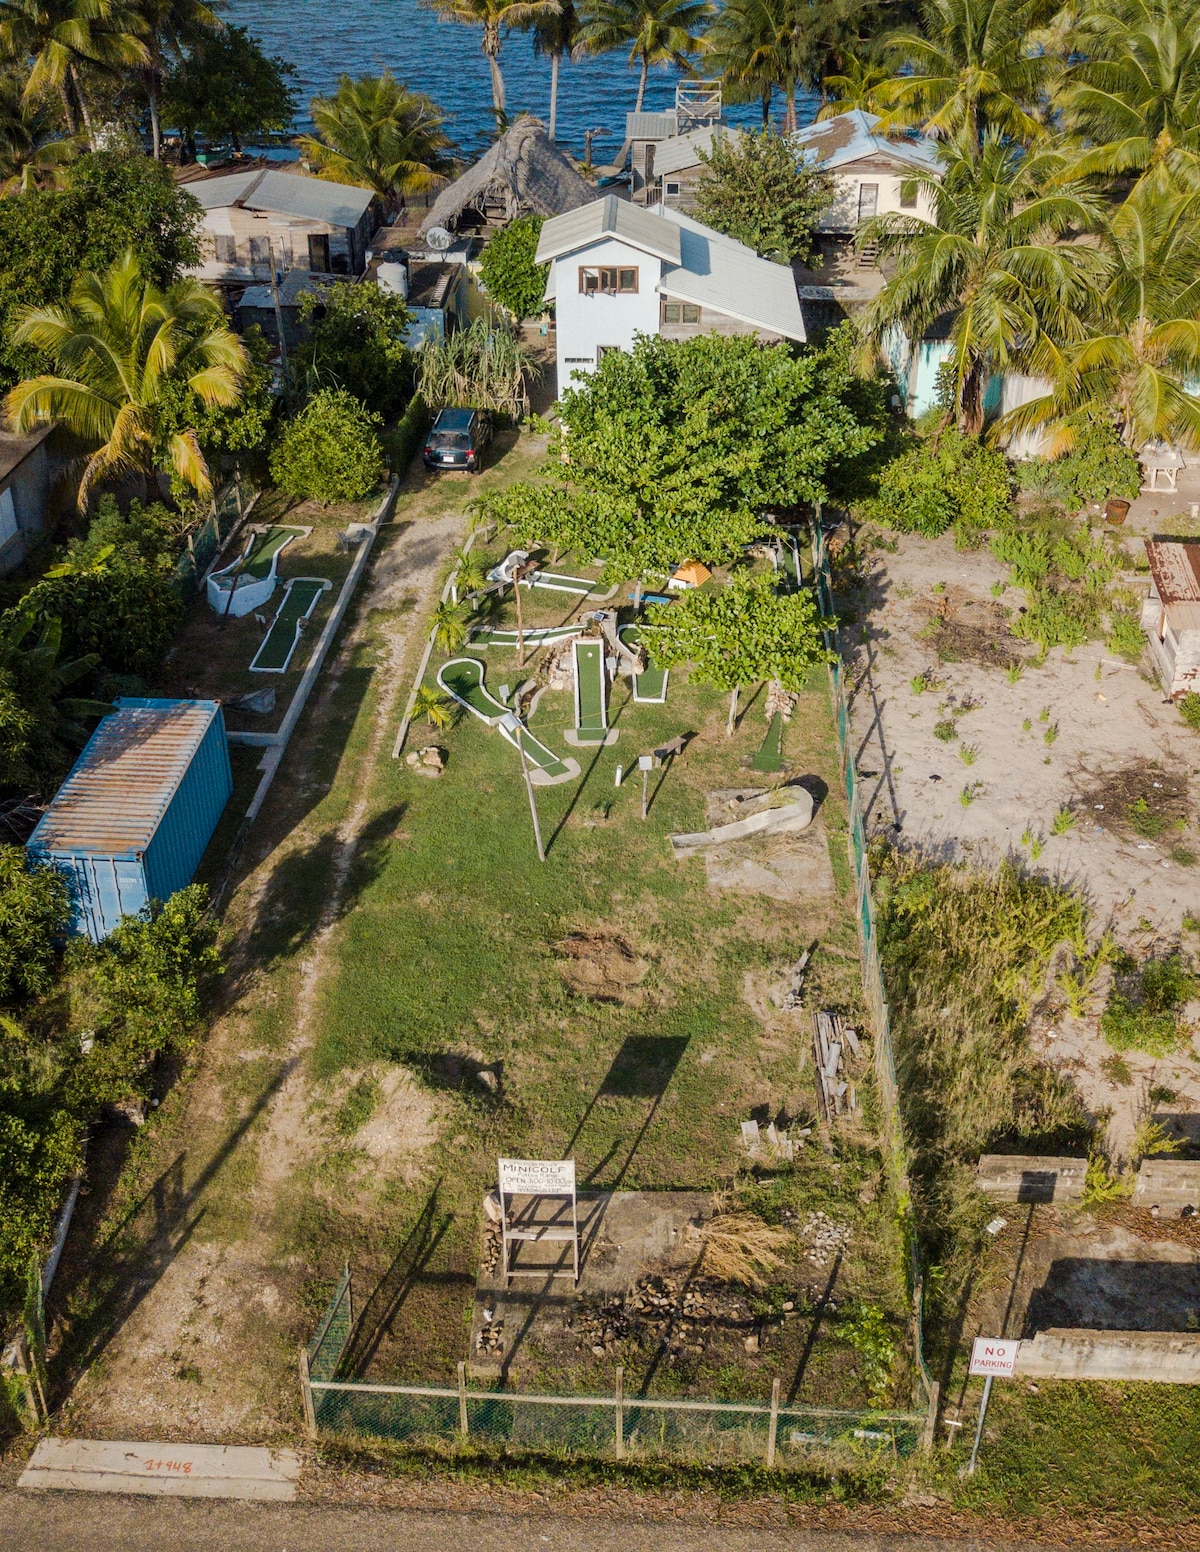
661,301 -> 700,325
579,265 -> 639,295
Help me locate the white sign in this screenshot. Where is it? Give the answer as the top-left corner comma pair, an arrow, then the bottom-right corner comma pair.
969,1337 -> 1020,1378
498,1157 -> 576,1195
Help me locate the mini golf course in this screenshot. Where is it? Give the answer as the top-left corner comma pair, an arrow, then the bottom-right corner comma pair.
619,625 -> 669,704
470,623 -> 584,649
250,578 -> 330,673
437,657 -> 580,785
566,638 -> 618,747
208,526 -> 307,618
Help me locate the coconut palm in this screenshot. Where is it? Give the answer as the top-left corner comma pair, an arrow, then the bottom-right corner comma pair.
130,0 -> 221,160
1056,0 -> 1200,192
998,185 -> 1200,451
421,0 -> 563,119
859,135 -> 1105,435
818,50 -> 892,118
0,0 -> 148,146
5,251 -> 248,510
701,0 -> 801,128
297,73 -> 453,201
529,0 -> 578,140
875,0 -> 1055,147
431,599 -> 470,653
0,74 -> 76,192
412,683 -> 458,729
577,0 -> 712,114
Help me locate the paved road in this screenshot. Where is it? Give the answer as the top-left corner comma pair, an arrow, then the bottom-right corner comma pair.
0,1492 -> 1044,1552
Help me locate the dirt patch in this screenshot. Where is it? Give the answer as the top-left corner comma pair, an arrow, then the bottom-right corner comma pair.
321,1063 -> 444,1181
913,592 -> 1022,672
1073,758 -> 1193,844
556,931 -> 649,1004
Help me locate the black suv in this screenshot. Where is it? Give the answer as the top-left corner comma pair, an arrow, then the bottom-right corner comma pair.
422,407 -> 493,473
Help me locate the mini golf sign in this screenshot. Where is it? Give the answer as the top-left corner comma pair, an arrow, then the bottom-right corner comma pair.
497,1158 -> 580,1284
498,1159 -> 575,1195
965,1337 -> 1021,1474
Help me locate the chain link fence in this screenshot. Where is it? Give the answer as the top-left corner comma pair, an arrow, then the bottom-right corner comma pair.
172,477 -> 255,601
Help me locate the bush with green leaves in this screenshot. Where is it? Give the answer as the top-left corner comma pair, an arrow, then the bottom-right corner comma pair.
694,129 -> 834,265
478,215 -> 549,322
1180,692 -> 1200,733
157,323 -> 276,467
0,607 -> 109,791
1015,418 -> 1142,512
839,1300 -> 898,1406
1101,953 -> 1196,1057
291,284 -> 414,415
0,848 -> 69,1004
269,388 -> 384,505
856,430 -> 1014,540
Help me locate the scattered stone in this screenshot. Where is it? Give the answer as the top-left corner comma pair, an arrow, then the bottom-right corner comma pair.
405,745 -> 446,778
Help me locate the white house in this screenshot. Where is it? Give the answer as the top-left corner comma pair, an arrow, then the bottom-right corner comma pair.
1142,539 -> 1200,700
181,166 -> 379,284
791,110 -> 941,235
535,195 -> 806,397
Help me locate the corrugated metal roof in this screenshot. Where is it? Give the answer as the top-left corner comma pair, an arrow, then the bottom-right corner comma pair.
627,111 -> 677,140
29,699 -> 222,857
792,109 -> 942,174
188,169 -> 265,211
657,208 -> 806,342
190,167 -> 373,227
653,125 -> 729,177
535,194 -> 683,265
1146,539 -> 1200,604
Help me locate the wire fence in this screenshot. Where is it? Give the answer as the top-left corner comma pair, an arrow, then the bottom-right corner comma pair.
811,518 -> 934,1409
173,477 -> 253,600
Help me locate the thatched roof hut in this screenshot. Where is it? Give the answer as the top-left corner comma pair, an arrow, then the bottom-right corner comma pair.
420,116 -> 596,237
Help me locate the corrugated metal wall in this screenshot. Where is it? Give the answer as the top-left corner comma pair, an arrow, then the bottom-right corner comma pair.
144,711 -> 233,907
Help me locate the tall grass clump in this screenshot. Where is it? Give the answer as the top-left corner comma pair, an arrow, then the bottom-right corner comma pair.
418,317 -> 533,419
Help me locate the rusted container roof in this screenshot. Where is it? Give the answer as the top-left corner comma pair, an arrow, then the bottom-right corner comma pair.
1145,539 -> 1200,634
30,700 -> 221,857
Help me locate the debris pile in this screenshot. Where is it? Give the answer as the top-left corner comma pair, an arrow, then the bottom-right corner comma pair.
764,680 -> 798,723
481,1219 -> 501,1275
798,1211 -> 852,1269
813,1010 -> 862,1120
570,1296 -> 631,1355
475,1318 -> 505,1356
740,1117 -> 809,1161
779,944 -> 814,1012
405,745 -> 446,779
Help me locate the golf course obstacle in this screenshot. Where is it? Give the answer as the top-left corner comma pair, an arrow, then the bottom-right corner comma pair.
487,550 -> 618,602
250,578 -> 332,673
751,711 -> 786,773
565,637 -> 619,747
437,657 -> 580,785
470,622 -> 585,649
207,525 -> 308,617
618,624 -> 668,704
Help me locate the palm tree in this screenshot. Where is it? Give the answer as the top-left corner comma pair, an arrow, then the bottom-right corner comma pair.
421,0 -> 563,119
130,0 -> 221,161
529,0 -> 578,140
0,0 -> 148,147
1056,0 -> 1200,192
412,684 -> 458,729
432,599 -> 470,653
5,251 -> 248,510
998,185 -> 1200,451
875,0 -> 1054,147
451,543 -> 488,598
701,0 -> 795,128
577,0 -> 712,115
818,50 -> 892,118
859,135 -> 1104,435
0,74 -> 76,192
298,74 -> 453,203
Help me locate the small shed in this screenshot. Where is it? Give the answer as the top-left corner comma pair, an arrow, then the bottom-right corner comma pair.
669,560 -> 712,591
419,116 -> 595,237
1141,539 -> 1200,699
28,698 -> 233,941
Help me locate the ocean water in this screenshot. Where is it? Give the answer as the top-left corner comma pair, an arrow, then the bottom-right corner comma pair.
229,0 -> 819,163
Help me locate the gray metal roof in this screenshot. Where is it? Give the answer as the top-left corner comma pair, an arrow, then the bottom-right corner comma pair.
626,111 -> 677,141
792,110 -> 942,174
29,699 -> 221,857
190,167 -> 373,227
653,125 -> 730,177
657,209 -> 806,342
535,194 -> 682,265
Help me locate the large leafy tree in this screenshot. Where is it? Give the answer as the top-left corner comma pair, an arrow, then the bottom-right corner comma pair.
0,152 -> 203,388
131,0 -> 221,160
876,0 -> 1055,147
5,249 -> 248,507
859,136 -> 1104,435
0,0 -> 147,146
999,185 -> 1200,451
269,387 -> 383,505
0,605 -> 107,787
290,282 -> 414,413
694,129 -> 834,263
478,213 -> 548,319
576,0 -> 712,114
297,72 -> 452,202
162,23 -> 297,154
1056,0 -> 1200,192
421,0 -> 562,119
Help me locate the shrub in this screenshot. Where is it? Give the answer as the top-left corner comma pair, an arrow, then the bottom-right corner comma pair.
839,1301 -> 897,1406
856,430 -> 1013,540
1101,953 -> 1196,1057
1015,418 -> 1141,512
694,129 -> 834,265
384,391 -> 430,473
1180,691 -> 1200,733
269,388 -> 383,505
292,283 -> 414,414
477,214 -> 548,322
1107,608 -> 1145,661
0,848 -> 69,1004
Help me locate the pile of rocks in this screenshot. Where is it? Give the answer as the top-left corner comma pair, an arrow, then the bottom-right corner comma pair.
481,1220 -> 501,1275
570,1296 -> 630,1356
764,680 -> 798,723
798,1211 -> 852,1269
405,745 -> 446,779
475,1318 -> 504,1356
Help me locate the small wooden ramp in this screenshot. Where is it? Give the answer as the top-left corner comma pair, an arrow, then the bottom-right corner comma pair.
19,1438 -> 300,1500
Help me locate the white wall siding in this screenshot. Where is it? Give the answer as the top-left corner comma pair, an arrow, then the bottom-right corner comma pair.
819,170 -> 936,234
552,236 -> 663,393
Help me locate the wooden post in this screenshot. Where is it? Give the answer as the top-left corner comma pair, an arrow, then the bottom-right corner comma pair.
766,1376 -> 780,1468
614,1364 -> 624,1459
457,1360 -> 469,1436
298,1346 -> 317,1439
922,1378 -> 941,1453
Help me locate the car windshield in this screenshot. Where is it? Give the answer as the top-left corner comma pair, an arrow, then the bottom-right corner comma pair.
431,432 -> 470,450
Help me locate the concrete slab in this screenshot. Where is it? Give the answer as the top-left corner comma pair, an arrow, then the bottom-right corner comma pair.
19,1438 -> 300,1501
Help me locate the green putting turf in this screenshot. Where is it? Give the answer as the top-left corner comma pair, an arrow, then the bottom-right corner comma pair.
239,525 -> 305,581
250,579 -> 327,672
619,625 -> 669,704
573,639 -> 608,740
751,710 -> 786,773
437,657 -> 570,776
471,624 -> 583,648
499,720 -> 571,778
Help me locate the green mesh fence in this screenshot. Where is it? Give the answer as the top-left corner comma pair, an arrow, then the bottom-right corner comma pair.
308,1266 -> 353,1382
173,481 -> 250,601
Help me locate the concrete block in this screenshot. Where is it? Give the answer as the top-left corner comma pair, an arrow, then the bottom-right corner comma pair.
19,1438 -> 300,1500
976,1154 -> 1087,1203
1016,1329 -> 1200,1384
1133,1159 -> 1200,1218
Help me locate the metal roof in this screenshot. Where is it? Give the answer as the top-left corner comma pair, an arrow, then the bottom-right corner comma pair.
792,110 -> 942,175
535,194 -> 682,265
190,167 -> 373,227
1146,539 -> 1200,634
653,125 -> 730,177
626,111 -> 677,141
657,208 -> 806,342
29,699 -> 223,858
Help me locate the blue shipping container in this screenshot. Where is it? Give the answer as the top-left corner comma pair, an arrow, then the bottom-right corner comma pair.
27,698 -> 233,941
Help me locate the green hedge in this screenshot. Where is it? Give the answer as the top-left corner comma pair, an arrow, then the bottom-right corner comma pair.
387,392 -> 431,474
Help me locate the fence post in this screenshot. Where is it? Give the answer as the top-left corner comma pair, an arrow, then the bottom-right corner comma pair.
922,1378 -> 940,1452
614,1365 -> 624,1459
765,1376 -> 780,1469
457,1360 -> 468,1436
298,1346 -> 317,1439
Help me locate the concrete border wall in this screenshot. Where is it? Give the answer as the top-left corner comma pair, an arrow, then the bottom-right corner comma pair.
1016,1329 -> 1200,1383
976,1155 -> 1087,1203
